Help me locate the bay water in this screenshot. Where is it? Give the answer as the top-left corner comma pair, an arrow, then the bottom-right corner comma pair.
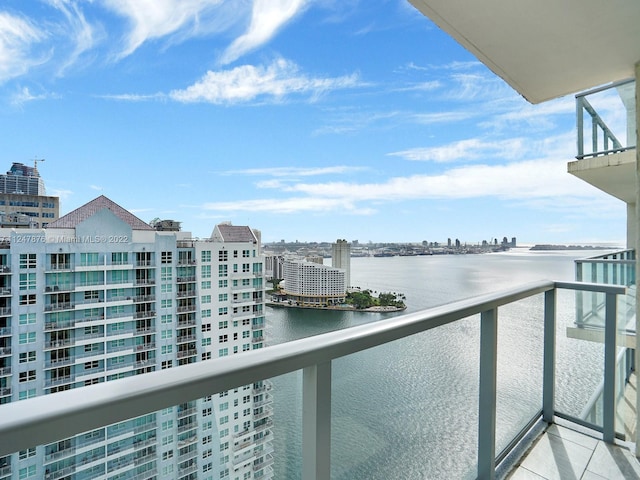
266,249 -> 611,479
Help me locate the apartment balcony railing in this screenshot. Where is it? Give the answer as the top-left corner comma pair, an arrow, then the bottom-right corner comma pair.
0,280 -> 630,480
576,78 -> 636,159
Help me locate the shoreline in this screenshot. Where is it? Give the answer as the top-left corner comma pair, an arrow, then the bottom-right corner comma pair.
266,301 -> 406,313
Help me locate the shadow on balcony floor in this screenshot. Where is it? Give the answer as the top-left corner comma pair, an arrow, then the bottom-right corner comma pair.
507,374 -> 640,479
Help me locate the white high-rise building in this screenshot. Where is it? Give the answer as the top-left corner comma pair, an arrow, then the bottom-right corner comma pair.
0,195 -> 272,480
331,240 -> 351,289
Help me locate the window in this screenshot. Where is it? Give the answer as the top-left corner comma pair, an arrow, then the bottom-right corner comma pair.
161,283 -> 173,293
19,370 -> 36,382
219,348 -> 228,357
242,263 -> 250,273
162,360 -> 173,369
19,313 -> 36,325
219,335 -> 228,343
242,250 -> 250,258
161,299 -> 172,309
218,250 -> 227,262
19,351 -> 36,363
218,307 -> 228,316
202,352 -> 211,361
80,252 -> 99,266
202,338 -> 211,347
218,293 -> 228,302
19,254 -> 36,269
18,465 -> 36,479
218,265 -> 227,278
162,451 -> 173,460
111,252 -> 128,265
201,295 -> 211,304
219,279 -> 228,288
162,420 -> 174,431
202,309 -> 212,318
201,265 -> 211,279
161,329 -> 173,339
19,448 -> 36,460
19,294 -> 36,305
161,345 -> 173,354
161,314 -> 173,324
161,251 -> 172,264
162,435 -> 173,445
161,267 -> 172,281
18,389 -> 36,400
202,434 -> 212,444
19,273 -> 36,290
202,323 -> 211,332
201,280 -> 211,289
19,332 -> 36,344
202,250 -> 212,262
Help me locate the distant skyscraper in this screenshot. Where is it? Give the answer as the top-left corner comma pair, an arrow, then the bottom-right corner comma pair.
331,239 -> 351,288
0,162 -> 59,228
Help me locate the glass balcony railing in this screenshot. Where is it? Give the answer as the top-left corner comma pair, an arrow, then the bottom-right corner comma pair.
573,249 -> 636,428
576,79 -> 636,159
0,279 -> 630,480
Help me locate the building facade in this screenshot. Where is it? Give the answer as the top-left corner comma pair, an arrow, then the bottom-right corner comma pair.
282,258 -> 345,306
0,196 -> 272,480
331,240 -> 350,290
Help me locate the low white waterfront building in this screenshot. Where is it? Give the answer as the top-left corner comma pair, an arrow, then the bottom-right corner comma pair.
282,258 -> 346,306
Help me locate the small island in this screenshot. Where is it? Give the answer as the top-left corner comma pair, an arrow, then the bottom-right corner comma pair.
267,284 -> 406,312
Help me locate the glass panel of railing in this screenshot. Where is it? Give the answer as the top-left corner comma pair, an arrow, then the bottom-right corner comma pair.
2,381 -> 276,480
495,295 -> 544,456
271,370 -> 302,479
331,315 -> 480,480
576,79 -> 636,159
555,289 -> 606,428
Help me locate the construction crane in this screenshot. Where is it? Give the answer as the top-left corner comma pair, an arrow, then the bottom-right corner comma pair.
33,158 -> 45,172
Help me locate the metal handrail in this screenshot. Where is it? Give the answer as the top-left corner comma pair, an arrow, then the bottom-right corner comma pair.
0,280 -> 627,480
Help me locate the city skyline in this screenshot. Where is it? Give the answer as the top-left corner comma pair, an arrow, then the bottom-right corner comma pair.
0,1 -> 627,244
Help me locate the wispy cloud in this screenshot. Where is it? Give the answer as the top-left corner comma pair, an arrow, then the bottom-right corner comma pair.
223,166 -> 366,177
10,86 -> 54,106
169,58 -> 360,104
45,0 -> 96,75
89,184 -> 103,191
102,0 -> 226,59
0,12 -> 48,83
199,156 -> 607,216
388,138 -> 527,163
220,0 -> 308,65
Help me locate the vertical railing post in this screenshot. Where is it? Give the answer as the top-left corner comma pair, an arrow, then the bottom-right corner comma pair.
303,362 -> 332,480
576,261 -> 584,326
543,288 -> 556,423
478,308 -> 498,480
577,96 -> 584,157
602,292 -> 617,443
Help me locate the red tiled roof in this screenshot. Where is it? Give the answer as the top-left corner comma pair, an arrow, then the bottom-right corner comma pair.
47,195 -> 154,230
216,224 -> 256,243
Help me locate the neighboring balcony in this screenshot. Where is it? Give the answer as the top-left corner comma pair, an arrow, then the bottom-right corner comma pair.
568,79 -> 636,204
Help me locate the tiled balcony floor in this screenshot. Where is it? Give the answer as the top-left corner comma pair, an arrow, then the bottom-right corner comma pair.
507,374 -> 640,479
507,423 -> 640,479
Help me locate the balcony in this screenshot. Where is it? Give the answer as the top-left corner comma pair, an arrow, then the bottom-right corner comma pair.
0,280 -> 635,480
569,79 -> 636,205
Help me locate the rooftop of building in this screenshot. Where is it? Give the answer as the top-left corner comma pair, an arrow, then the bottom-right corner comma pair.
47,194 -> 154,230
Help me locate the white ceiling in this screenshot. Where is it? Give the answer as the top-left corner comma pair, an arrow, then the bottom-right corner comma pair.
409,0 -> 640,103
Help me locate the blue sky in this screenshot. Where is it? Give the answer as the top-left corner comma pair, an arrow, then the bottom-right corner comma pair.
0,0 -> 627,245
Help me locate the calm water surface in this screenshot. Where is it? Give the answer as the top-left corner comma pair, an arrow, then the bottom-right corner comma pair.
266,249 -> 610,479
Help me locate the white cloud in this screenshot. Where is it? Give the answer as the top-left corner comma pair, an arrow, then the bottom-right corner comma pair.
10,87 -> 52,106
102,0 -> 225,59
90,184 -> 103,191
45,0 -> 96,75
0,12 -> 47,83
199,157 -> 607,216
220,0 -> 308,65
388,138 -> 527,163
169,58 -> 360,104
